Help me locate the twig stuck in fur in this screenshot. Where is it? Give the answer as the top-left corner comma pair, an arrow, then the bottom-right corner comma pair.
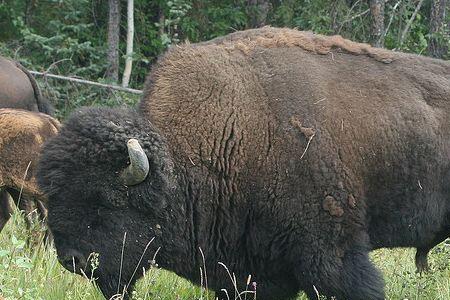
300,133 -> 316,160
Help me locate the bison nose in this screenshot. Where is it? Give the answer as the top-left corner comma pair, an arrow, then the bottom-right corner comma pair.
58,249 -> 87,274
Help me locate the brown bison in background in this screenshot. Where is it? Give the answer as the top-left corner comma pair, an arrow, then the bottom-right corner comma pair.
0,109 -> 59,233
0,56 -> 52,114
37,27 -> 450,300
0,56 -> 54,237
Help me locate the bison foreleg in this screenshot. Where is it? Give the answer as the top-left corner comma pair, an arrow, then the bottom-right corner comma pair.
0,189 -> 13,232
300,250 -> 385,300
7,188 -> 37,230
36,200 -> 52,245
7,188 -> 45,246
415,247 -> 430,273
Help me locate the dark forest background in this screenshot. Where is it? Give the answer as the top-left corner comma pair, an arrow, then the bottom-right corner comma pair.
1,0 -> 449,116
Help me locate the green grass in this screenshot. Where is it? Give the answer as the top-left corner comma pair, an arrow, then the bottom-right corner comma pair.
1,210 -> 449,300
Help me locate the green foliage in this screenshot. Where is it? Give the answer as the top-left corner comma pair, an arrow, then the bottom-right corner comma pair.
37,78 -> 141,119
0,1 -> 26,40
1,0 -> 106,75
277,0 -> 335,33
2,0 -> 450,119
180,1 -> 247,42
0,209 -> 101,300
371,246 -> 450,299
383,1 -> 430,54
163,0 -> 192,44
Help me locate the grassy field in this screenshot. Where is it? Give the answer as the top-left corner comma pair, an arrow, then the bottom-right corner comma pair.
0,210 -> 449,300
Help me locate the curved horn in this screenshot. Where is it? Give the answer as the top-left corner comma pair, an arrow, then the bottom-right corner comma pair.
120,139 -> 149,186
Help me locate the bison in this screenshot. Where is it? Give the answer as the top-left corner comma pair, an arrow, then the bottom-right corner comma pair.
0,56 -> 55,237
37,27 -> 450,300
0,56 -> 52,114
0,109 -> 60,234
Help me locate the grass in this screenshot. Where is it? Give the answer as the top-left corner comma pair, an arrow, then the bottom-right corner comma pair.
0,210 -> 450,300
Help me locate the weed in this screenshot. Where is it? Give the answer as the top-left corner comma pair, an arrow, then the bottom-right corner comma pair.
0,211 -> 449,299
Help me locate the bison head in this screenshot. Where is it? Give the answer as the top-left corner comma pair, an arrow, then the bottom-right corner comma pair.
37,107 -> 187,299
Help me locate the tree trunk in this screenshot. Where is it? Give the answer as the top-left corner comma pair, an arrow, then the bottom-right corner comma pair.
106,0 -> 121,82
158,7 -> 165,37
369,0 -> 385,47
24,0 -> 36,27
330,0 -> 342,34
427,0 -> 447,58
122,0 -> 134,88
400,0 -> 425,46
247,0 -> 270,28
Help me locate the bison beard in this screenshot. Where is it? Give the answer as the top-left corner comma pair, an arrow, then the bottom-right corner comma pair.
37,28 -> 450,300
96,276 -> 130,300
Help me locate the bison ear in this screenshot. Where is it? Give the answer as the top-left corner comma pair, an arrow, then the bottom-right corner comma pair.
120,139 -> 149,186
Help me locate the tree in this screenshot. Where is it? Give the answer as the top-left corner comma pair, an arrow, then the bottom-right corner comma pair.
330,0 -> 343,34
247,0 -> 270,28
158,5 -> 165,38
106,0 -> 120,82
399,0 -> 425,46
369,0 -> 385,47
122,0 -> 134,88
427,0 -> 448,58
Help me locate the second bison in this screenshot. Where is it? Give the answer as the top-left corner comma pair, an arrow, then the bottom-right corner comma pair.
0,109 -> 59,233
37,28 -> 450,300
0,56 -> 52,114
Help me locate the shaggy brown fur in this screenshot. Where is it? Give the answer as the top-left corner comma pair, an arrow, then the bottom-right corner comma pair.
200,26 -> 395,63
139,27 -> 450,296
0,109 -> 59,232
0,56 -> 52,114
37,27 -> 450,300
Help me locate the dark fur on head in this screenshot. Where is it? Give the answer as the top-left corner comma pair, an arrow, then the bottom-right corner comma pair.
37,107 -> 180,298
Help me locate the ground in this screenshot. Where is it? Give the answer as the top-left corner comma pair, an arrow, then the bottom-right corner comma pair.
0,209 -> 449,300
